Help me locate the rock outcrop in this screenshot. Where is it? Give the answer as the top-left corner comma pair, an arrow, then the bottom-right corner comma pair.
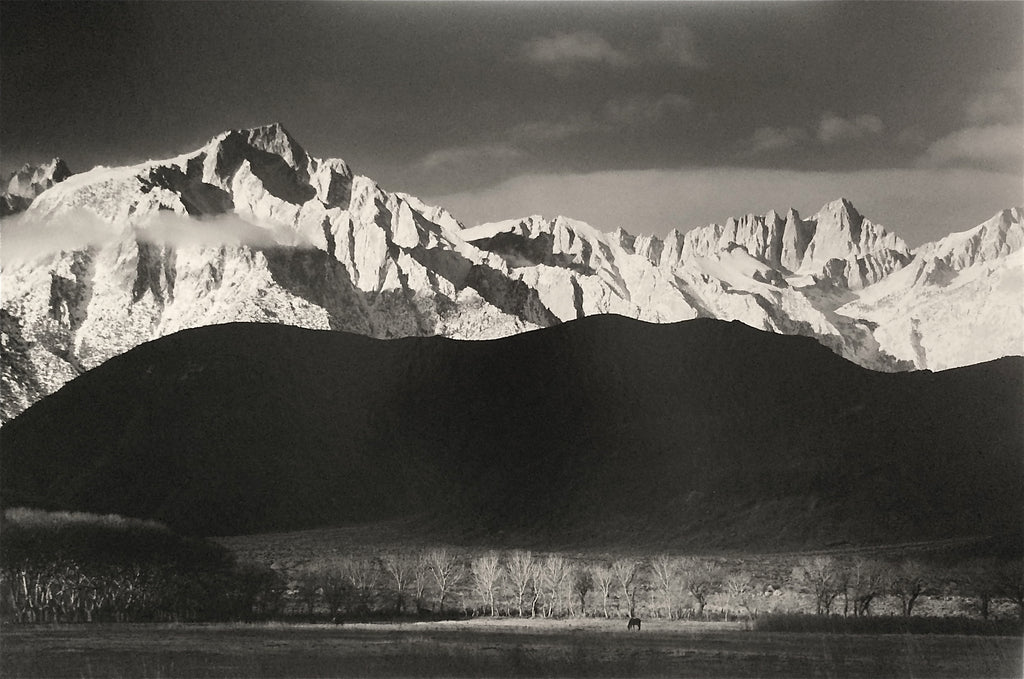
1,158 -> 73,216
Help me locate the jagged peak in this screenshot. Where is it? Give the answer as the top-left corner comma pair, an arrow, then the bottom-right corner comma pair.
4,157 -> 74,201
817,197 -> 861,220
204,122 -> 310,176
993,206 -> 1023,225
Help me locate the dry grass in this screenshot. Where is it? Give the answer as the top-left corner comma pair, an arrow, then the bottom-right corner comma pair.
2,619 -> 1020,678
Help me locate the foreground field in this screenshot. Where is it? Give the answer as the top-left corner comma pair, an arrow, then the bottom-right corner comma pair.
2,619 -> 1020,678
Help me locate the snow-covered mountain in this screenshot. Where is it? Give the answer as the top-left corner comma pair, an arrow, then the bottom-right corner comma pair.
1,123 -> 1021,422
1,158 -> 73,216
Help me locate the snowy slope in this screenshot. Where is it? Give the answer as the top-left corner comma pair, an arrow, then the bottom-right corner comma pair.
838,208 -> 1024,370
1,123 -> 1021,421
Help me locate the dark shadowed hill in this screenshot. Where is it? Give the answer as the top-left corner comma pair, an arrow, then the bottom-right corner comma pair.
1,316 -> 1021,551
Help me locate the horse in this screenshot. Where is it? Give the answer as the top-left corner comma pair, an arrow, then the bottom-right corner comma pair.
627,617 -> 641,631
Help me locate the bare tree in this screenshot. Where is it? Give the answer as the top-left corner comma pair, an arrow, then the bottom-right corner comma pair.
957,558 -> 999,620
378,552 -> 414,614
319,566 -> 350,621
890,560 -> 928,617
611,558 -> 643,618
570,562 -> 593,617
725,571 -> 756,620
994,558 -> 1024,622
845,558 -> 885,617
592,563 -> 616,618
539,555 -> 571,618
341,556 -> 379,616
425,548 -> 464,612
505,550 -> 537,617
292,567 -> 321,621
412,551 -> 431,614
471,552 -> 503,616
649,555 -> 678,619
792,556 -> 841,616
678,557 -> 720,618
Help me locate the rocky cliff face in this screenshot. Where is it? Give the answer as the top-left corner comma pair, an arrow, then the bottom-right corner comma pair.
1,124 -> 1021,422
1,158 -> 73,216
671,199 -> 911,289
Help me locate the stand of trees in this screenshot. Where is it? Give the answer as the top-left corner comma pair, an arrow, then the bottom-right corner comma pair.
271,549 -> 1024,625
3,509 -> 1021,626
0,509 -> 284,623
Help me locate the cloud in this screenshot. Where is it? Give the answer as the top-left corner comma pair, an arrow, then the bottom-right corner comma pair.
920,123 -> 1024,172
132,211 -> 295,248
1,209 -> 117,265
507,117 -> 599,143
967,91 -> 1020,126
508,93 -> 693,144
521,31 -> 630,68
745,113 -> 884,154
0,209 -> 302,266
431,166 -> 1022,247
817,112 -> 885,144
749,126 -> 811,153
653,26 -> 705,68
521,26 -> 705,73
966,69 -> 1023,125
602,93 -> 693,127
420,143 -> 525,171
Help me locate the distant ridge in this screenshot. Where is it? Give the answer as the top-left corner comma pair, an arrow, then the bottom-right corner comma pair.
2,316 -> 1020,550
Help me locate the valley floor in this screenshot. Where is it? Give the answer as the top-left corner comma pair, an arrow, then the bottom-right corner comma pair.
2,619 -> 1020,678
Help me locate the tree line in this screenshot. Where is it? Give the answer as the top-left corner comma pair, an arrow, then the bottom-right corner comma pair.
2,509 -> 1021,625
284,549 -> 1024,624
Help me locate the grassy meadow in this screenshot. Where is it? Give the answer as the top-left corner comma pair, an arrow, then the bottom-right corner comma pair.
3,618 -> 1022,679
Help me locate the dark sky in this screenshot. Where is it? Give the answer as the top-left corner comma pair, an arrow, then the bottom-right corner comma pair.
2,1 -> 1021,243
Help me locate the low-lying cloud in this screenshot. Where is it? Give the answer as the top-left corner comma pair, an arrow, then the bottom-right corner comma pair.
1,209 -> 304,267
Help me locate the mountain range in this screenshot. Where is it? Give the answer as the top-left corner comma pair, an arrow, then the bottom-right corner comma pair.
2,316 -> 1020,549
1,123 -> 1021,423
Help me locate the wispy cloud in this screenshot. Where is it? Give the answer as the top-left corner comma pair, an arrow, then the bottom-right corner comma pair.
914,70 -> 1023,173
746,113 -> 882,154
521,26 -> 705,73
920,123 -> 1023,173
420,143 -> 525,171
602,93 -> 693,127
521,31 -> 630,68
508,93 -> 693,145
748,126 -> 811,153
965,69 -> 1022,125
0,209 -> 293,266
817,112 -> 885,145
653,26 -> 705,68
507,116 -> 599,143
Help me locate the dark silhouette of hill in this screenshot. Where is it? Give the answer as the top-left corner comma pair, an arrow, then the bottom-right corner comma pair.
1,316 -> 1020,551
